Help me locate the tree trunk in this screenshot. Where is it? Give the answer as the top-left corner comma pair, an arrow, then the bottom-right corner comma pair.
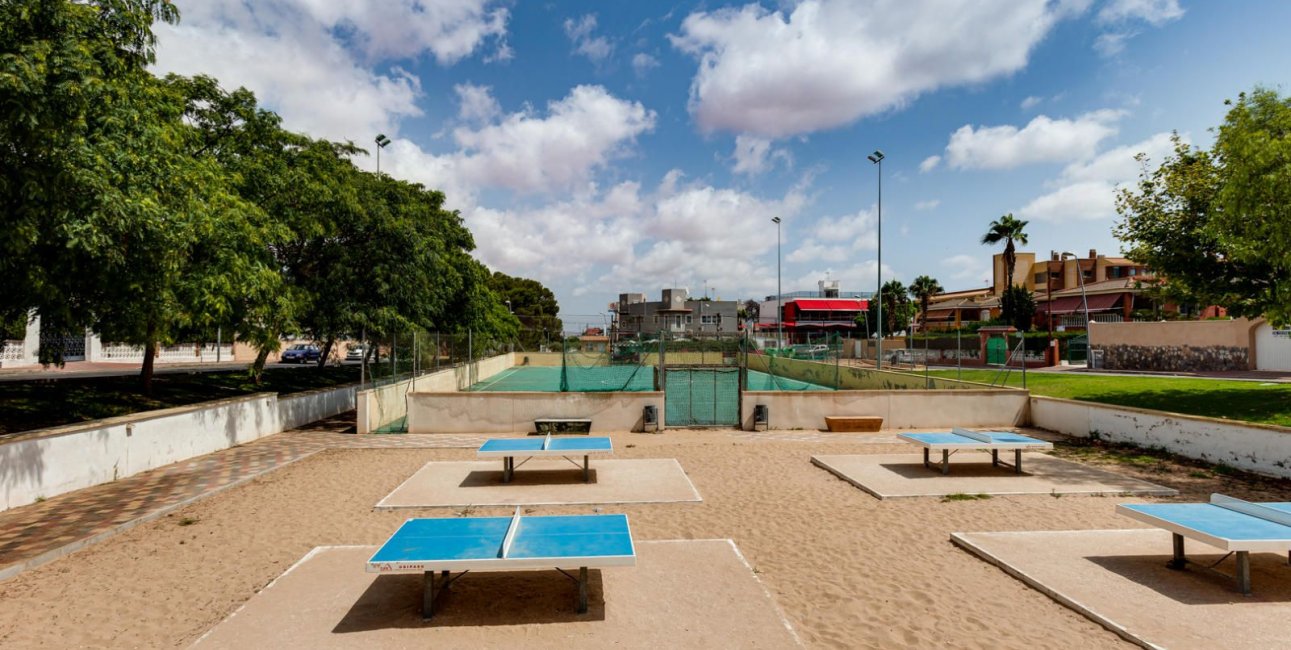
251,347 -> 271,384
140,323 -> 158,395
317,338 -> 334,369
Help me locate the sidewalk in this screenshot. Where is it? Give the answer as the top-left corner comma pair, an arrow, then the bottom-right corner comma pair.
0,413 -> 491,581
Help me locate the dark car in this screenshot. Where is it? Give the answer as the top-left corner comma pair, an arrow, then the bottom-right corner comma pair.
280,343 -> 321,364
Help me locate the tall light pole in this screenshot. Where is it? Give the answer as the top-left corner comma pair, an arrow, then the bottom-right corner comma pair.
868,150 -> 885,368
375,133 -> 391,175
772,216 -> 783,349
1061,252 -> 1092,330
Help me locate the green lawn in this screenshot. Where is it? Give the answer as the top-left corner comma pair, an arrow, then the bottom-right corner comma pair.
0,365 -> 361,436
927,369 -> 1291,427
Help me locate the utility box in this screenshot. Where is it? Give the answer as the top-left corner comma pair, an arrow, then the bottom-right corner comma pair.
752,404 -> 769,431
643,404 -> 659,433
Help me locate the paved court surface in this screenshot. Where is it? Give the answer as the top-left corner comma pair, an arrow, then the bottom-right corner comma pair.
811,453 -> 1177,499
193,540 -> 801,648
0,413 -> 492,581
952,529 -> 1291,649
375,459 -> 702,508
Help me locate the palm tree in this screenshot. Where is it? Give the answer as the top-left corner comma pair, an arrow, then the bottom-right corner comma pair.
908,275 -> 944,334
980,213 -> 1030,292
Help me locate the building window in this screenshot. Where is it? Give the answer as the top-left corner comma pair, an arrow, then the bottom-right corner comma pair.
686,315 -> 693,324
1034,273 -> 1046,285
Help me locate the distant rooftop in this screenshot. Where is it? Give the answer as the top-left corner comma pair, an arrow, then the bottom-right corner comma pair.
764,290 -> 871,300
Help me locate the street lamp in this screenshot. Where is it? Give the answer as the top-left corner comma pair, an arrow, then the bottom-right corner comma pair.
505,300 -> 512,313
1061,252 -> 1092,330
374,133 -> 392,176
772,216 -> 783,349
867,150 -> 885,368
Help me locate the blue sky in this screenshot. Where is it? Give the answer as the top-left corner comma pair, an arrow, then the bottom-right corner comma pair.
151,1 -> 1290,330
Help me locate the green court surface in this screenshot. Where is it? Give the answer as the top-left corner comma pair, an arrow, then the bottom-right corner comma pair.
468,366 -> 831,392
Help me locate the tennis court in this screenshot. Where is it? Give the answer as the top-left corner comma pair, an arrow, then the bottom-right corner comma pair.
468,366 -> 830,392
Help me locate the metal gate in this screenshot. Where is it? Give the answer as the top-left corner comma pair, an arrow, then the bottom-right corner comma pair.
39,325 -> 85,362
986,336 -> 1008,365
1066,335 -> 1088,365
664,367 -> 739,427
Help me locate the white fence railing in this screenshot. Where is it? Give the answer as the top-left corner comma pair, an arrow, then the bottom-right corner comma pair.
100,342 -> 233,363
1,341 -> 24,362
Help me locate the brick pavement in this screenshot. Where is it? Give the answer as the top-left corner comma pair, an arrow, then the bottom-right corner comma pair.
0,412 -> 492,581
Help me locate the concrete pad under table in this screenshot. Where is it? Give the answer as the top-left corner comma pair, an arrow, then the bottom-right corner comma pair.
376,459 -> 701,508
952,529 -> 1291,650
193,541 -> 801,649
811,453 -> 1176,500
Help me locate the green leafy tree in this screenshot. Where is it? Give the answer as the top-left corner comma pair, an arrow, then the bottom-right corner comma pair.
980,213 -> 1029,321
863,280 -> 914,335
487,272 -> 561,350
907,275 -> 944,334
1000,286 -> 1036,332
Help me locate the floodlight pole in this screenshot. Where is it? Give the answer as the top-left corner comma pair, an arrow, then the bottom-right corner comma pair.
1061,252 -> 1092,330
868,150 -> 885,368
772,216 -> 782,349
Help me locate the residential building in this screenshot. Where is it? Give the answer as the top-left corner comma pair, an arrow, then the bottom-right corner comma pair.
613,288 -> 739,338
755,279 -> 870,343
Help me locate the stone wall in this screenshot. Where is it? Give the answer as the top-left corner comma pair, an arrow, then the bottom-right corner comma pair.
1098,344 -> 1249,372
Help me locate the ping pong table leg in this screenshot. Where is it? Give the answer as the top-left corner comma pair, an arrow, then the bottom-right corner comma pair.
503,456 -> 512,483
991,449 -> 999,467
1014,449 -> 1022,474
583,455 -> 589,482
922,448 -> 930,469
1236,551 -> 1251,595
1167,533 -> 1186,570
941,450 -> 949,475
577,567 -> 589,613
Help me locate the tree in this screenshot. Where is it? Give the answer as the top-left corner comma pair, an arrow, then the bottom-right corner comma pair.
1000,286 -> 1036,332
907,275 -> 944,334
487,272 -> 561,350
980,213 -> 1029,321
740,299 -> 760,325
863,280 -> 914,335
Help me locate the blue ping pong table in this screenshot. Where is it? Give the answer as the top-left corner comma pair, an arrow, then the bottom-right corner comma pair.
477,434 -> 614,483
1118,494 -> 1291,594
898,428 -> 1053,474
367,510 -> 636,618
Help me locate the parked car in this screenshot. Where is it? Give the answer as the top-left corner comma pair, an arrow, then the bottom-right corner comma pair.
345,344 -> 368,362
280,343 -> 321,364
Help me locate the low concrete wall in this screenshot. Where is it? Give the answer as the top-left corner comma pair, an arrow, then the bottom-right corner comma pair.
747,354 -> 985,390
406,391 -> 664,434
1089,318 -> 1258,371
1030,396 -> 1291,479
0,384 -> 356,512
741,389 -> 1030,431
355,353 -> 514,433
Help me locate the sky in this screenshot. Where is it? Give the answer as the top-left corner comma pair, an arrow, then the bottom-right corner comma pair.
149,0 -> 1291,331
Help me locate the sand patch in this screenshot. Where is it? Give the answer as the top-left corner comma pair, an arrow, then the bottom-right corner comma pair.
952,529 -> 1291,649
812,453 -> 1177,499
193,540 -> 799,649
375,459 -> 701,508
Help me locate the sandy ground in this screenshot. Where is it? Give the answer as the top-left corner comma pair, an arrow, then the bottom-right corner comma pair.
1,430 -> 1289,648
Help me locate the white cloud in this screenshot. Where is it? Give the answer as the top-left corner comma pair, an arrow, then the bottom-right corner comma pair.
942,110 -> 1124,170
1098,0 -> 1184,26
919,155 -> 941,173
914,199 -> 940,211
1017,131 -> 1179,221
565,14 -> 614,63
787,207 -> 877,263
670,0 -> 1082,138
455,83 -> 500,123
1020,95 -> 1043,110
941,254 -> 991,286
1093,30 -> 1136,57
731,134 -> 790,175
791,261 -> 895,298
632,53 -> 660,77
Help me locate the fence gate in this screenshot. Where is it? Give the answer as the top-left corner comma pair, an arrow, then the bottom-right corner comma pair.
664,367 -> 739,427
39,324 -> 85,362
986,336 -> 1008,365
1067,335 -> 1088,365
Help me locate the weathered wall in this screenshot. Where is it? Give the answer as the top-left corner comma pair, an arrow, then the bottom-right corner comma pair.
0,384 -> 356,512
1029,395 -> 1291,479
1089,319 -> 1257,371
355,352 -> 514,433
406,391 -> 664,434
746,354 -> 986,390
741,390 -> 1030,431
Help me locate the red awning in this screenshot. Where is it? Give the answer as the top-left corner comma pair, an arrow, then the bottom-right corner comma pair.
1041,294 -> 1123,315
792,299 -> 867,310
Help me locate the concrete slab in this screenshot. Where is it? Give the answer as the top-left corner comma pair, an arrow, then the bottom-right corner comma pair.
194,541 -> 801,649
952,529 -> 1291,650
375,459 -> 702,508
811,453 -> 1177,500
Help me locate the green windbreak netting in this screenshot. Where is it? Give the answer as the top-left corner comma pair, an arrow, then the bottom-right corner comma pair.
560,346 -> 654,392
745,369 -> 831,391
665,367 -> 739,426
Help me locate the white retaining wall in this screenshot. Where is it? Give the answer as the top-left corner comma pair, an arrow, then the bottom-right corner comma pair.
1030,396 -> 1291,479
0,384 -> 356,512
407,391 -> 664,434
355,353 -> 514,434
742,390 -> 1030,431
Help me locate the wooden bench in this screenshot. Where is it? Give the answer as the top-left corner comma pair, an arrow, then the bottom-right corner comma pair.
823,416 -> 884,433
533,418 -> 593,435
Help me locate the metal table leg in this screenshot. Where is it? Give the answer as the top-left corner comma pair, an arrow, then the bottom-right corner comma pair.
1167,533 -> 1186,570
941,449 -> 949,475
1236,551 -> 1251,595
1014,449 -> 1022,474
923,448 -> 930,468
503,456 -> 513,483
991,449 -> 999,467
578,567 -> 589,613
583,455 -> 589,482
423,570 -> 449,619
